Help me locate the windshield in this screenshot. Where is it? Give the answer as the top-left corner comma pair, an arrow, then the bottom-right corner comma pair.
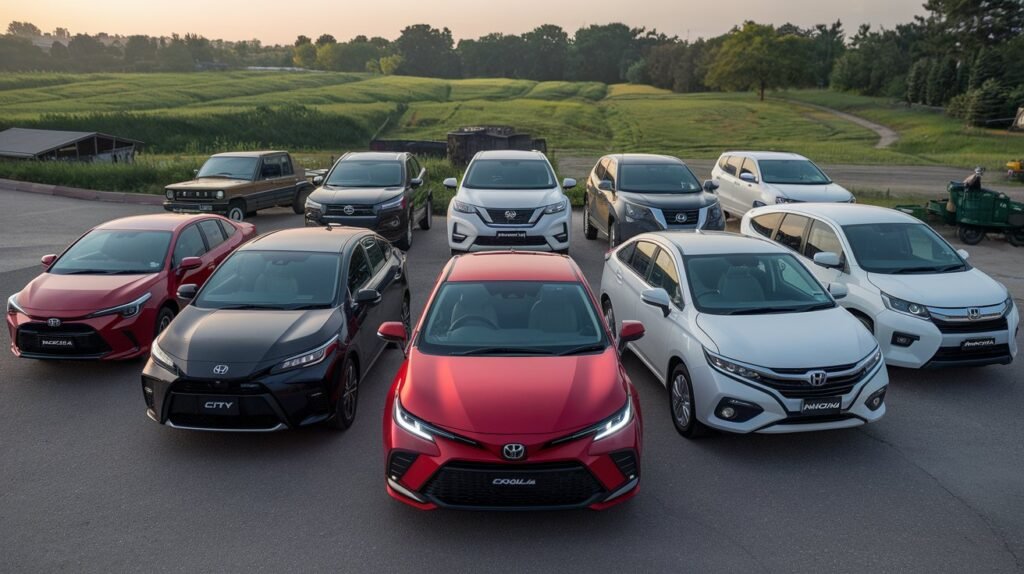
196,157 -> 259,180
326,160 -> 403,188
684,253 -> 834,315
759,160 -> 831,185
418,281 -> 607,355
195,250 -> 341,310
49,230 -> 171,275
619,163 -> 702,193
842,223 -> 966,274
463,159 -> 556,190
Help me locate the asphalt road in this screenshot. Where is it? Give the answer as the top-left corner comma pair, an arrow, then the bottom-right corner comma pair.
1,191 -> 1022,573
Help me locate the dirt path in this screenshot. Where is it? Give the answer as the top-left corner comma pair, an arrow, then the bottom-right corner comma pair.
782,99 -> 900,149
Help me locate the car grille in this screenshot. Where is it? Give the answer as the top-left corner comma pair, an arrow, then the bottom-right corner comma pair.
759,362 -> 867,399
172,190 -> 221,202
930,344 -> 1011,363
16,323 -> 111,358
325,204 -> 375,217
473,235 -> 549,247
932,317 -> 1008,334
166,392 -> 285,430
388,451 -> 419,481
422,461 -> 605,508
662,208 -> 701,226
175,379 -> 268,395
485,208 -> 534,225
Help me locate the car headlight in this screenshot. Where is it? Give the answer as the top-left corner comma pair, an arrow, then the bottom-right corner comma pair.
453,199 -> 478,214
275,335 -> 338,372
215,190 -> 224,200
864,347 -> 882,371
164,189 -> 174,200
775,197 -> 797,204
7,293 -> 26,315
543,199 -> 568,214
705,349 -> 766,382
881,292 -> 930,320
594,396 -> 633,440
848,195 -> 857,203
393,398 -> 476,444
150,340 -> 177,374
305,197 -> 323,211
708,202 -> 722,221
88,292 -> 152,319
377,194 -> 406,211
623,201 -> 652,222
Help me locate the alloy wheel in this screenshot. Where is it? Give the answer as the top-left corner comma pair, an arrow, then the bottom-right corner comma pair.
671,373 -> 692,427
401,297 -> 411,337
341,363 -> 358,421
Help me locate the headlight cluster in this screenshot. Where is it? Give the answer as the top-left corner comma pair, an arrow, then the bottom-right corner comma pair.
7,293 -> 26,315
150,340 -> 177,374
275,336 -> 338,372
453,200 -> 479,214
881,292 -> 930,320
623,201 -> 653,222
377,194 -> 406,211
305,197 -> 323,211
864,347 -> 883,371
775,197 -> 797,204
708,202 -> 723,221
548,396 -> 634,445
705,350 -> 765,382
88,293 -> 151,319
394,399 -> 476,445
543,200 -> 568,214
164,189 -> 174,200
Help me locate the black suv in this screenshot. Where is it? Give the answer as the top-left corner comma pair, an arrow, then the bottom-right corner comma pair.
304,152 -> 430,250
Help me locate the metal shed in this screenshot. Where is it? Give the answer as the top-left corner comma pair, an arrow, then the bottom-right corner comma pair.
446,126 -> 547,166
0,128 -> 142,162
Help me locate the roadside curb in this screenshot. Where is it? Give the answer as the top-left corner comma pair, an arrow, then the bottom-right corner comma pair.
0,178 -> 164,206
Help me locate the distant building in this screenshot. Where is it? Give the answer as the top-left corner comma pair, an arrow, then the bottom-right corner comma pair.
0,128 -> 142,163
446,126 -> 547,166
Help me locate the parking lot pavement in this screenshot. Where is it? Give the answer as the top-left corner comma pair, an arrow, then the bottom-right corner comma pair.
1,191 -> 1022,573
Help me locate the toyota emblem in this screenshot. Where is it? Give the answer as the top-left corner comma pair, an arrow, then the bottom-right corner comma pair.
504,210 -> 518,220
807,370 -> 828,387
213,364 -> 230,376
674,212 -> 688,223
968,308 -> 981,320
502,443 -> 526,461
342,205 -> 356,216
47,318 -> 62,327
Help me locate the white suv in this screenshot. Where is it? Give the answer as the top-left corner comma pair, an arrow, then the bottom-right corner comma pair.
740,203 -> 1019,368
710,151 -> 853,217
600,231 -> 887,437
445,150 -> 575,254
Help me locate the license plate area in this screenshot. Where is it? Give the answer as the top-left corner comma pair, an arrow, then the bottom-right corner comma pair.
198,204 -> 214,211
495,231 -> 527,239
39,337 -> 75,349
961,337 -> 996,350
198,396 -> 240,416
801,396 -> 842,415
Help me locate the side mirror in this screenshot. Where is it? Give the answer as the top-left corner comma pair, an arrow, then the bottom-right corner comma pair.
193,169 -> 199,177
640,288 -> 673,317
740,172 -> 757,183
597,180 -> 613,191
177,284 -> 198,300
562,178 -> 577,189
813,252 -> 842,269
957,248 -> 970,260
443,177 -> 458,189
828,283 -> 848,300
410,178 -> 423,188
313,175 -> 324,185
377,321 -> 408,355
618,320 -> 645,352
355,288 -> 382,306
41,254 -> 57,268
703,179 -> 719,193
177,256 -> 202,273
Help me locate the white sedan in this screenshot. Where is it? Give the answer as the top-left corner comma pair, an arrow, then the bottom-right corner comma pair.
710,151 -> 854,217
600,231 -> 887,437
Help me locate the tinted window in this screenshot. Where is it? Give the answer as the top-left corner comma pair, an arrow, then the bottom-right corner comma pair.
172,225 -> 207,266
616,241 -> 636,265
804,220 -> 844,260
219,220 -> 237,238
718,155 -> 732,174
406,158 -> 420,181
740,158 -> 758,180
842,223 -> 966,274
629,241 -> 658,278
198,219 -> 226,249
279,155 -> 294,176
684,253 -> 833,315
759,160 -> 830,185
726,156 -> 743,176
260,157 -> 283,179
649,249 -> 683,307
327,160 -> 403,188
347,247 -> 373,293
196,156 -> 258,180
362,236 -> 385,274
593,159 -> 608,181
48,230 -> 172,275
195,250 -> 340,309
618,163 -> 702,194
775,214 -> 809,252
750,212 -> 784,238
464,159 -> 556,190
605,160 -> 617,188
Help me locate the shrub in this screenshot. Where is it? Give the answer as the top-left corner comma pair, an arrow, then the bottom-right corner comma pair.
0,156 -> 200,194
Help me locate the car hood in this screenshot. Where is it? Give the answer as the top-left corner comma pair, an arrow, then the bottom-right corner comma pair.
399,347 -> 626,435
159,306 -> 341,378
617,190 -> 717,209
767,182 -> 852,202
18,272 -> 162,317
867,269 -> 1007,308
309,185 -> 405,206
696,307 -> 876,368
457,186 -> 565,210
165,178 -> 252,191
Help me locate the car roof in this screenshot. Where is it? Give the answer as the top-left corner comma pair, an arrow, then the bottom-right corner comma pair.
342,151 -> 405,161
241,226 -> 365,253
98,213 -> 220,232
447,252 -> 581,282
210,151 -> 286,158
642,231 -> 787,256
720,151 -> 808,161
472,150 -> 548,161
755,203 -> 918,225
609,153 -> 685,165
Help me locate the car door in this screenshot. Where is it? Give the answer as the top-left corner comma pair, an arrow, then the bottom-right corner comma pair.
255,154 -> 291,209
592,158 -> 616,235
716,155 -> 743,213
588,158 -> 610,235
611,239 -> 658,340
406,156 -> 427,220
346,242 -> 378,357
360,235 -> 394,357
170,223 -> 210,290
738,157 -> 762,209
370,235 -> 405,325
633,243 -> 685,374
801,218 -> 846,285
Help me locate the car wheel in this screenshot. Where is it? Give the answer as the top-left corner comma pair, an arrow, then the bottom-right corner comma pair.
602,299 -> 616,343
1009,228 -> 1024,247
419,198 -> 432,230
226,201 -> 246,222
400,295 -> 412,342
154,306 -> 176,338
328,358 -> 358,430
957,225 -> 985,245
669,363 -> 708,438
583,202 -> 597,240
397,209 -> 414,251
292,186 -> 311,214
608,220 -> 619,248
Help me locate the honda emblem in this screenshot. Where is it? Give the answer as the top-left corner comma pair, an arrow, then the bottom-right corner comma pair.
807,370 -> 828,387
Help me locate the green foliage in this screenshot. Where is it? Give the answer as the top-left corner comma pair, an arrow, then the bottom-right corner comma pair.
293,43 -> 317,68
625,60 -> 649,85
0,156 -> 199,194
706,22 -> 814,100
965,79 -> 1009,127
968,47 -> 1003,91
906,59 -> 930,103
395,25 -> 460,78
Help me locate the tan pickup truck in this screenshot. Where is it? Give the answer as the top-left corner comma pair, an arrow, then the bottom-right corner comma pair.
164,151 -> 313,221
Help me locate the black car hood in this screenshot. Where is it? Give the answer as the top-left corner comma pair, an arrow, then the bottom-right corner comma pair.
160,305 -> 342,379
617,190 -> 717,209
310,185 -> 404,206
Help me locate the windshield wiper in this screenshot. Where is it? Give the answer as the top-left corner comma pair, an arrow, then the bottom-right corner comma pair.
288,304 -> 334,310
558,343 -> 608,356
725,307 -> 796,315
455,346 -> 554,356
790,302 -> 835,312
216,304 -> 289,310
890,265 -> 963,274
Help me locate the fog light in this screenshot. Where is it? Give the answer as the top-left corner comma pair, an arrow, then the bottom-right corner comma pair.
451,223 -> 467,243
720,407 -> 736,419
715,397 -> 763,423
866,386 -> 887,411
891,332 -> 920,348
386,217 -> 401,229
554,223 -> 569,243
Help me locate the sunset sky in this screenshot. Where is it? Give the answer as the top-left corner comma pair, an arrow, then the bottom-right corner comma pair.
3,0 -> 926,44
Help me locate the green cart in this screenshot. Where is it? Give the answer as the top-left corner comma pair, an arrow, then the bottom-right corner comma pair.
899,182 -> 1024,246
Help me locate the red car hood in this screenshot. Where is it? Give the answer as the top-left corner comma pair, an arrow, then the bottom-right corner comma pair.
18,272 -> 161,317
399,347 -> 627,435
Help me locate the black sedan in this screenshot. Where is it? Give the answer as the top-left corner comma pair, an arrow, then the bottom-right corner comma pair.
142,226 -> 410,432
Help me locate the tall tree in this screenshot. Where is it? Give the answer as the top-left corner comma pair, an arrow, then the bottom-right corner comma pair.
7,21 -> 42,36
706,22 -> 812,100
316,34 -> 336,46
293,42 -> 317,68
394,24 -> 459,78
294,35 -> 311,46
520,25 -> 569,81
569,23 -> 638,83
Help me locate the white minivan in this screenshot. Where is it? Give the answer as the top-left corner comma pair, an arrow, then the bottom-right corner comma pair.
445,150 -> 574,255
710,151 -> 853,217
740,203 -> 1019,368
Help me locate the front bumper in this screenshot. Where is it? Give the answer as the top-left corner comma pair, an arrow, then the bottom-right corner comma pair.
164,200 -> 229,214
141,352 -> 341,431
8,306 -> 158,361
872,305 -> 1018,369
447,208 -> 570,252
619,207 -> 726,240
305,207 -> 408,242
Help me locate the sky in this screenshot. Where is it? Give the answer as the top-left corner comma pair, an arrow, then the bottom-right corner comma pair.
3,0 -> 927,44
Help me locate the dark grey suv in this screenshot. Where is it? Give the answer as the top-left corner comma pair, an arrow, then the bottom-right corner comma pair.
582,154 -> 724,246
304,152 -> 430,250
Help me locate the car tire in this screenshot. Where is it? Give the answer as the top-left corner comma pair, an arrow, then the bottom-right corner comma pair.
957,225 -> 985,245
154,306 -> 176,338
400,294 -> 412,343
328,358 -> 358,430
397,209 -> 414,251
226,201 -> 246,222
1009,228 -> 1024,247
602,299 -> 617,344
292,186 -> 311,215
583,202 -> 597,240
419,198 -> 432,230
608,219 -> 619,248
669,363 -> 708,439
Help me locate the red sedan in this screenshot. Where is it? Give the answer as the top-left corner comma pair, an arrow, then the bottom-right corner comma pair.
378,251 -> 645,510
7,214 -> 255,360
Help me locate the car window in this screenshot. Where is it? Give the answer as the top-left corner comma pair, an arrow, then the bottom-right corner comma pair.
219,220 -> 237,238
172,224 -> 207,266
726,156 -> 743,176
195,250 -> 340,309
196,156 -> 258,180
718,155 -> 733,175
616,241 -> 636,265
774,214 -> 809,252
842,222 -> 966,274
375,237 -> 393,264
328,160 -> 403,188
594,159 -> 608,182
362,236 -> 386,274
684,253 -> 833,315
605,159 -> 617,188
648,248 -> 684,307
463,159 -> 556,190
347,246 -> 373,293
618,163 -> 702,194
198,219 -> 227,250
804,220 -> 845,261
750,212 -> 784,238
410,156 -> 421,176
740,158 -> 759,180
260,156 -> 283,179
48,230 -> 172,275
406,158 -> 420,181
759,160 -> 830,185
629,241 -> 657,278
280,155 -> 294,176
